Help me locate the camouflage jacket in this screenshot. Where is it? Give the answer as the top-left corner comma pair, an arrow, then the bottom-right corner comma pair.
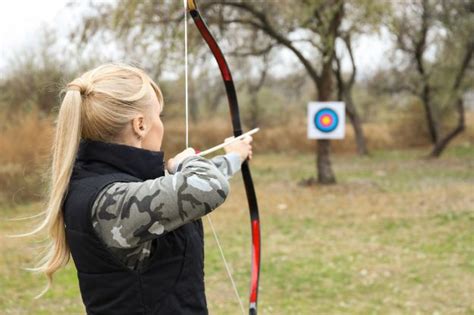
90,153 -> 241,271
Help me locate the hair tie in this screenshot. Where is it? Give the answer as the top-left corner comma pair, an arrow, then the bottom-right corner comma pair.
67,84 -> 83,93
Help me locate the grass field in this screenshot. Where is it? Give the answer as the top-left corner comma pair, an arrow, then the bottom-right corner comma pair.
1,145 -> 473,314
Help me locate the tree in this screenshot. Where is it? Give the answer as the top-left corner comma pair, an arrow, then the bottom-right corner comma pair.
429,0 -> 473,157
203,0 -> 348,184
0,29 -> 67,116
389,0 -> 473,157
333,34 -> 369,155
332,0 -> 384,156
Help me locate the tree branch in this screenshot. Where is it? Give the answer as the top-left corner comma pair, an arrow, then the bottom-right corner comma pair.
208,0 -> 322,84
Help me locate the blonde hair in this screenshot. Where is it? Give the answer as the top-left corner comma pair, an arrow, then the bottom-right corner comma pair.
14,63 -> 164,299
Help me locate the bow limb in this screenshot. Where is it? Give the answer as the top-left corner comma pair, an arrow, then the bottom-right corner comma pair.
187,1 -> 261,314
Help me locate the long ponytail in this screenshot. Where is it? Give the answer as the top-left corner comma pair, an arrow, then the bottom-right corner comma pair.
13,89 -> 83,298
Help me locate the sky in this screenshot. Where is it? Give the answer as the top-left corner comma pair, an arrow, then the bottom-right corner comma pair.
0,1 -> 394,79
0,0 -> 67,68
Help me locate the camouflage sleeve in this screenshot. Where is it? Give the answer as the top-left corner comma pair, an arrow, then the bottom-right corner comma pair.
90,153 -> 240,250
209,152 -> 241,180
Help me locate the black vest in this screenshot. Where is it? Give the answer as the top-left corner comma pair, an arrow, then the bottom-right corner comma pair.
63,139 -> 207,314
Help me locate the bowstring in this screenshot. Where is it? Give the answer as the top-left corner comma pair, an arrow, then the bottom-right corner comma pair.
206,215 -> 245,315
184,0 -> 189,149
183,2 -> 245,313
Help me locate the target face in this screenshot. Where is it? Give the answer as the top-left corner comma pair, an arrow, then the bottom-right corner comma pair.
314,108 -> 339,133
307,102 -> 345,139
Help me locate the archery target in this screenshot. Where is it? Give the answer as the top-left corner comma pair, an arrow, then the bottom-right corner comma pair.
307,102 -> 345,139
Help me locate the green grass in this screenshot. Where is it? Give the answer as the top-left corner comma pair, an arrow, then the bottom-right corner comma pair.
1,145 -> 473,314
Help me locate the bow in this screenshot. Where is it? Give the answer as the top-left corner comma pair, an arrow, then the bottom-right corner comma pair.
187,1 -> 261,314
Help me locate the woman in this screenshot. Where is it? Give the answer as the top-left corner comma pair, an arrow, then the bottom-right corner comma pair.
27,63 -> 252,314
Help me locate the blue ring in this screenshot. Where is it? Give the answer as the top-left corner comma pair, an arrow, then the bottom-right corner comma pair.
314,108 -> 339,133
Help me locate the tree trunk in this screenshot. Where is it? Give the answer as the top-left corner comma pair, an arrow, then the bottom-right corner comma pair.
429,98 -> 465,157
333,34 -> 369,156
317,140 -> 335,184
345,92 -> 369,155
429,38 -> 473,157
316,63 -> 336,184
421,83 -> 440,144
413,0 -> 440,144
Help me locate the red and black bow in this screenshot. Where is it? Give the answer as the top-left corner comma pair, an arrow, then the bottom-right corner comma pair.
187,1 -> 261,314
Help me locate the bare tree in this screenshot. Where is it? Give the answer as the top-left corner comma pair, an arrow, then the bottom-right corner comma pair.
429,38 -> 473,156
392,0 -> 440,144
389,0 -> 473,156
202,0 -> 349,184
333,35 -> 369,155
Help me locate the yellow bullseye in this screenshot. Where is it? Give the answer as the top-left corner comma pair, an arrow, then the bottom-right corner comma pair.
322,115 -> 331,125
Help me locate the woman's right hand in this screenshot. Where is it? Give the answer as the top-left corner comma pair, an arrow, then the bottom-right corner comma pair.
166,148 -> 196,173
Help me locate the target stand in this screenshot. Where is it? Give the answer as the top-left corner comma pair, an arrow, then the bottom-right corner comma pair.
307,102 -> 345,139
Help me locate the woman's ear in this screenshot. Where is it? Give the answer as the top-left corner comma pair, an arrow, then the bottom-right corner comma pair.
132,115 -> 146,139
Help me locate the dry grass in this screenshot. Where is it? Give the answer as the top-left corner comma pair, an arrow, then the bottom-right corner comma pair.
1,110 -> 473,206
0,109 -> 53,204
1,146 -> 473,314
